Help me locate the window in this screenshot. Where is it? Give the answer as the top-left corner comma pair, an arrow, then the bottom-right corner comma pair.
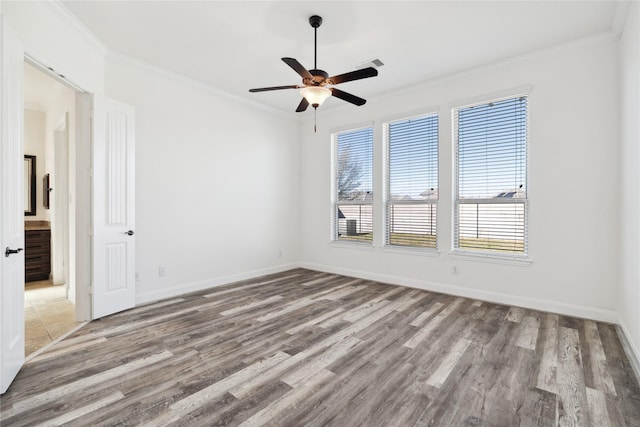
333,127 -> 373,243
384,113 -> 439,248
453,95 -> 528,255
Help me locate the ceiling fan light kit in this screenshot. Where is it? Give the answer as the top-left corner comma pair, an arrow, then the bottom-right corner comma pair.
249,14 -> 379,131
300,86 -> 331,108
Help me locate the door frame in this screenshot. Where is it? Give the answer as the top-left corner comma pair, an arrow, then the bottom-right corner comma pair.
52,116 -> 70,297
24,56 -> 92,321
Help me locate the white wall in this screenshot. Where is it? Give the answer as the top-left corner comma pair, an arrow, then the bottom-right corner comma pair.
2,1 -> 104,94
23,108 -> 47,221
299,39 -> 620,322
104,55 -> 301,303
618,2 -> 640,370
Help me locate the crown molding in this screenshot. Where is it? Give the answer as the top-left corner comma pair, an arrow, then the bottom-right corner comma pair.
305,29 -> 619,124
612,1 -> 632,40
107,52 -> 298,121
45,0 -> 109,56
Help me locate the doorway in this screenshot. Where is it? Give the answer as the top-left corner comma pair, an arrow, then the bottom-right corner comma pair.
23,62 -> 80,357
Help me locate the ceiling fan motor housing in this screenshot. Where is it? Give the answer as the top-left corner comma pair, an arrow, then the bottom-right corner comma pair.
304,69 -> 329,86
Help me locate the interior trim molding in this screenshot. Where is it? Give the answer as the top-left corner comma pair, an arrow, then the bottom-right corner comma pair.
107,52 -> 297,121
612,1 -> 632,40
301,31 -> 618,124
298,261 -> 618,324
616,320 -> 640,387
46,1 -> 109,55
135,263 -> 300,306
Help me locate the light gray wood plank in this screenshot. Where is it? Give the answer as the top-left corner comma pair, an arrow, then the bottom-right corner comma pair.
584,320 -> 617,396
319,283 -> 365,301
110,298 -> 186,317
203,273 -> 301,298
256,297 -> 315,322
425,338 -> 471,388
537,313 -> 559,394
281,335 -> 362,387
33,391 -> 125,427
220,295 -> 284,316
586,387 -> 611,427
515,315 -> 540,350
506,306 -> 525,322
285,307 -> 346,335
27,336 -> 108,363
165,351 -> 290,420
403,298 -> 464,349
300,275 -> 337,287
557,326 -> 590,427
238,369 -> 335,427
410,302 -> 444,327
341,299 -> 390,323
390,290 -> 422,312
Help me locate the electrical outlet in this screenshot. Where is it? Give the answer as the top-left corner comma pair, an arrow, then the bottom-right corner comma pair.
452,265 -> 459,275
159,267 -> 166,277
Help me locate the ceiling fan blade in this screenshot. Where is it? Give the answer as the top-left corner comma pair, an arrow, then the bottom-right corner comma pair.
249,85 -> 300,93
282,57 -> 313,79
330,88 -> 366,106
328,67 -> 378,85
296,98 -> 310,112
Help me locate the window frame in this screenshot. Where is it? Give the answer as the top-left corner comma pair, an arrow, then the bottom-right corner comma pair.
383,111 -> 440,252
451,91 -> 531,260
331,124 -> 375,245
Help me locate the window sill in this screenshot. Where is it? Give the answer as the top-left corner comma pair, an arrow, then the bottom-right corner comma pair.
381,246 -> 440,257
449,250 -> 533,266
329,241 -> 375,251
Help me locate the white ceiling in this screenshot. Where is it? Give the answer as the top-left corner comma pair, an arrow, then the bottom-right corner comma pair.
60,1 -> 623,114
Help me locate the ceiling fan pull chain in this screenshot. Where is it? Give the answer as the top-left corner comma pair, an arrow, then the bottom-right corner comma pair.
314,108 -> 317,133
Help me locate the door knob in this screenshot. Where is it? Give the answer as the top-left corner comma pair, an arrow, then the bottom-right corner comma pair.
5,247 -> 23,257
125,230 -> 135,236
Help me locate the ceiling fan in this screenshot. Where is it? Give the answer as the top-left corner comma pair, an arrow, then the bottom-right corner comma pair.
249,15 -> 379,113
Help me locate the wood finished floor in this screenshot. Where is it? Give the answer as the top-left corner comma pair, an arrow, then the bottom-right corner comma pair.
1,268 -> 639,426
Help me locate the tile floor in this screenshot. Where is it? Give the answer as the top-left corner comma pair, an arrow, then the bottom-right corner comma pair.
24,280 -> 81,356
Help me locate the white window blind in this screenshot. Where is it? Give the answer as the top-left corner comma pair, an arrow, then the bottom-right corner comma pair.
454,95 -> 528,255
334,127 -> 373,243
385,114 -> 438,248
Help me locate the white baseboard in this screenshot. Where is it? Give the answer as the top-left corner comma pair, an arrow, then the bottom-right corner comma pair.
137,260 -> 619,325
298,262 -> 618,323
135,263 -> 300,306
616,320 -> 640,386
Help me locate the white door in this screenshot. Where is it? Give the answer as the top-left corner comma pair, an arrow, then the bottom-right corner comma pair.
92,95 -> 136,319
0,15 -> 25,394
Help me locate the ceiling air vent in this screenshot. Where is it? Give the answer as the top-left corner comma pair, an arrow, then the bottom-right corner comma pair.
355,58 -> 384,70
